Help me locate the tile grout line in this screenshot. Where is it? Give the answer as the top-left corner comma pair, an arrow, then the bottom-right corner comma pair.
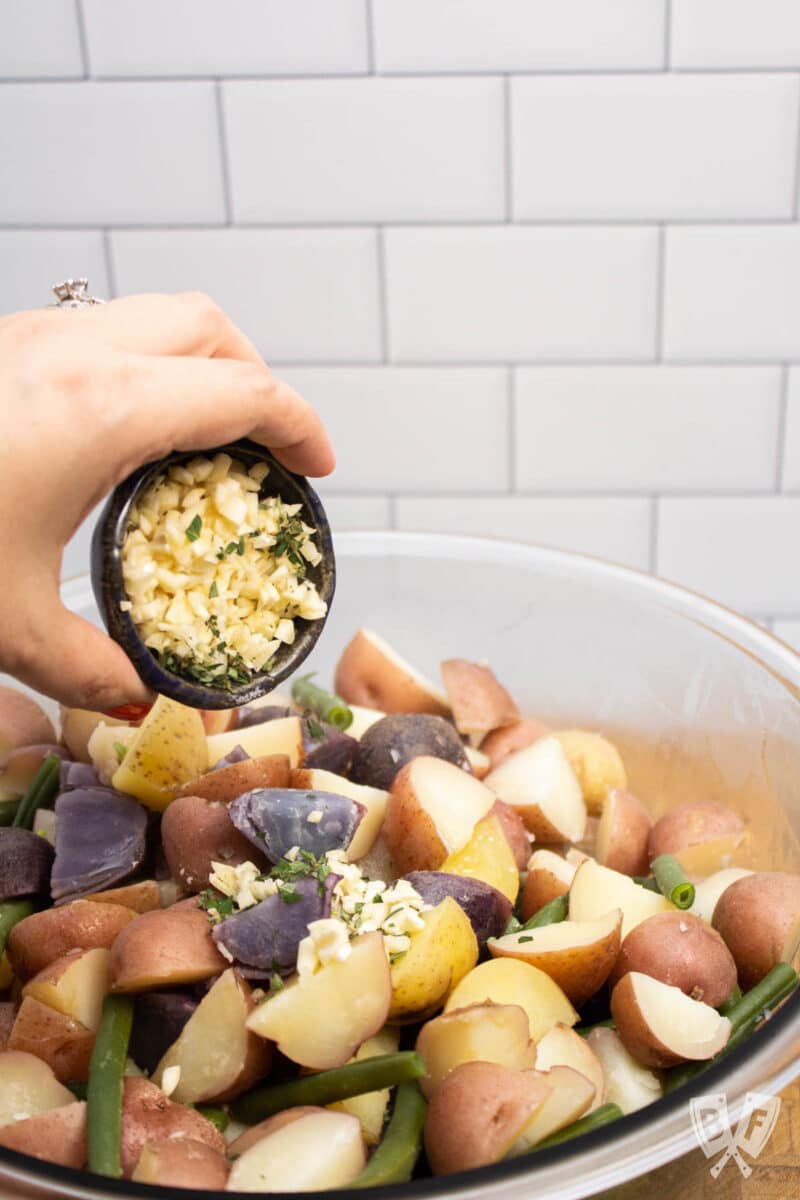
376,227 -> 390,363
507,367 -> 517,491
503,75 -> 513,222
364,0 -> 376,74
4,218 -> 800,231
649,497 -> 660,574
776,364 -> 790,490
654,225 -> 667,360
214,81 -> 234,226
388,495 -> 398,529
73,0 -> 90,79
792,74 -> 800,217
102,229 -> 118,299
9,67 -> 800,82
662,0 -> 672,71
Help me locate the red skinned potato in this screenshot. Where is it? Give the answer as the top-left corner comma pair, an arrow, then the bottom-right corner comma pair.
611,972 -> 731,1069
83,880 -> 162,913
480,717 -> 551,770
0,1002 -> 16,1050
596,789 -> 652,877
648,801 -> 745,873
120,1077 -> 226,1179
178,754 -> 290,803
161,793 -> 268,893
440,659 -> 520,739
712,872 -> 800,989
334,628 -> 450,716
520,850 -> 575,922
609,911 -> 737,1007
0,744 -> 66,798
7,900 -> 138,982
384,756 -> 495,874
0,1100 -> 87,1169
491,799 -> 531,871
424,1061 -> 551,1175
8,996 -> 94,1083
109,906 -> 227,993
132,1138 -> 230,1189
0,687 -> 56,760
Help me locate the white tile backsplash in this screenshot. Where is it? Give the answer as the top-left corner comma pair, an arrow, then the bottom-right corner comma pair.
396,496 -> 652,570
224,78 -> 505,223
512,74 -> 798,220
275,367 -> 509,491
109,229 -> 381,362
2,9 -> 800,624
0,83 -> 225,225
672,0 -> 800,70
385,227 -> 658,361
514,366 -> 781,492
0,0 -> 83,78
664,227 -> 800,361
372,0 -> 666,73
82,0 -> 368,77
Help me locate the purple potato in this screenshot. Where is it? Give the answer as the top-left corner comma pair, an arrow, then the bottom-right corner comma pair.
0,827 -> 54,901
213,873 -> 338,972
237,705 -> 298,729
229,788 -> 364,864
404,871 -> 512,947
350,714 -> 469,790
129,991 -> 200,1075
301,722 -> 358,775
212,745 -> 250,770
51,787 -> 147,903
59,760 -> 101,791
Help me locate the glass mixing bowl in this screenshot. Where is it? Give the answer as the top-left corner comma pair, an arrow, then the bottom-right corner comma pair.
2,531 -> 799,1200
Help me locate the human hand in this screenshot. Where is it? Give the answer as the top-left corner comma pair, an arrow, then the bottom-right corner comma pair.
0,292 -> 334,711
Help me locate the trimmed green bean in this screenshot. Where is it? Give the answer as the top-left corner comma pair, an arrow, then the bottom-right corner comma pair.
0,898 -> 33,957
87,995 -> 134,1179
632,875 -> 660,893
523,893 -> 568,930
12,754 -> 61,831
232,1051 -> 426,1126
651,854 -> 695,910
291,674 -> 353,731
195,1104 -> 229,1134
350,1082 -> 427,1188
718,985 -> 742,1017
0,799 -> 18,826
530,1103 -> 623,1151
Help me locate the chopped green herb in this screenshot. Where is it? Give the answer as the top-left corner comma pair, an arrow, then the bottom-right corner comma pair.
269,973 -> 284,994
272,511 -> 308,575
305,717 -> 326,742
185,514 -> 202,542
278,884 -> 302,905
389,951 -> 407,965
197,890 -> 235,922
208,581 -> 218,598
518,935 -> 534,944
113,742 -> 128,764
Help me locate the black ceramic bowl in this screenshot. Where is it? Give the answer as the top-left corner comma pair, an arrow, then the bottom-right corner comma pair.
91,440 -> 335,710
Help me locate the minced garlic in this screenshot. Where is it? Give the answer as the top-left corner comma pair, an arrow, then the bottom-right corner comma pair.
121,452 -> 327,687
209,859 -> 279,910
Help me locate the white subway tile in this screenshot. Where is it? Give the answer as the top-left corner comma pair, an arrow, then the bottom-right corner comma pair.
314,494 -> 392,530
512,75 -> 797,220
0,231 -> 109,315
515,366 -> 780,491
781,369 -> 800,490
372,0 -> 665,72
0,83 -> 224,224
672,0 -> 800,69
664,227 -> 800,360
772,619 -> 800,650
82,0 -> 367,76
395,496 -> 651,569
657,497 -> 800,613
274,367 -> 508,491
385,227 -> 657,362
225,78 -> 504,223
0,0 -> 83,77
110,229 -> 381,362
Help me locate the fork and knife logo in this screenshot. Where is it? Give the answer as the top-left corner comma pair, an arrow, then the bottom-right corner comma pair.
690,1092 -> 782,1178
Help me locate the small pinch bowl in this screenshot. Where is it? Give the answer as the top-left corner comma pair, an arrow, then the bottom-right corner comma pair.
90,439 -> 335,710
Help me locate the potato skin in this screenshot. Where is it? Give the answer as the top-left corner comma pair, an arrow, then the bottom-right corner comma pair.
132,1137 -> 230,1189
120,1077 -> 226,1179
0,1100 -> 87,1169
491,799 -> 530,871
424,1061 -> 550,1175
520,866 -> 570,923
7,900 -> 138,982
109,906 -> 227,993
480,718 -> 551,770
0,1002 -> 16,1051
334,629 -> 450,716
178,754 -> 290,803
0,686 -> 56,759
351,714 -> 469,791
161,793 -> 268,893
440,659 -> 519,737
610,911 -> 737,1007
597,789 -> 652,877
8,996 -> 94,1083
384,763 -> 447,874
712,872 -> 800,989
648,800 -> 744,861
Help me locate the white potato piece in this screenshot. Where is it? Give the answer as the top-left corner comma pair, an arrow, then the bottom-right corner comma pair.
207,717 -> 302,768
508,1065 -> 596,1155
485,737 -> 586,843
569,859 -> 674,940
611,972 -> 731,1069
534,1023 -> 606,1113
488,910 -> 622,1008
24,948 -> 110,1033
226,1108 -> 365,1192
464,745 -> 491,780
587,1027 -> 663,1115
289,768 -> 387,863
246,932 -> 391,1070
334,629 -> 450,716
415,1003 -> 536,1099
691,868 -> 754,925
385,756 -> 496,872
0,1050 -> 75,1125
348,705 -> 386,741
445,958 -> 577,1043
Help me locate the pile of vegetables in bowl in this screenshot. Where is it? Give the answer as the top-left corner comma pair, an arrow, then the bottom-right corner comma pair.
0,625 -> 798,1192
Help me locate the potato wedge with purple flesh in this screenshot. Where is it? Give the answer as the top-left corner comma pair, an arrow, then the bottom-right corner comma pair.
109,906 -> 227,993
0,1100 -> 87,1169
0,827 -> 54,902
290,768 -> 388,863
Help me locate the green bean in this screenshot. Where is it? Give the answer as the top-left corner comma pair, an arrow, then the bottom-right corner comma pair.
718,984 -> 742,1017
0,799 -> 18,826
291,674 -> 353,731
523,893 -> 568,930
12,754 -> 61,831
231,1051 -> 426,1126
350,1082 -> 427,1188
0,898 -> 33,957
503,914 -> 523,936
195,1104 -> 229,1134
632,875 -> 660,893
87,995 -> 134,1178
650,854 -> 695,909
529,1103 -> 623,1151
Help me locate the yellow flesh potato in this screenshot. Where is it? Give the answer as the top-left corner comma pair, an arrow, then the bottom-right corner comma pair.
327,1027 -> 400,1144
415,1003 -> 536,1099
23,948 -> 110,1033
389,898 -> 478,1021
445,958 -> 578,1043
112,696 -> 207,811
442,813 -> 520,904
